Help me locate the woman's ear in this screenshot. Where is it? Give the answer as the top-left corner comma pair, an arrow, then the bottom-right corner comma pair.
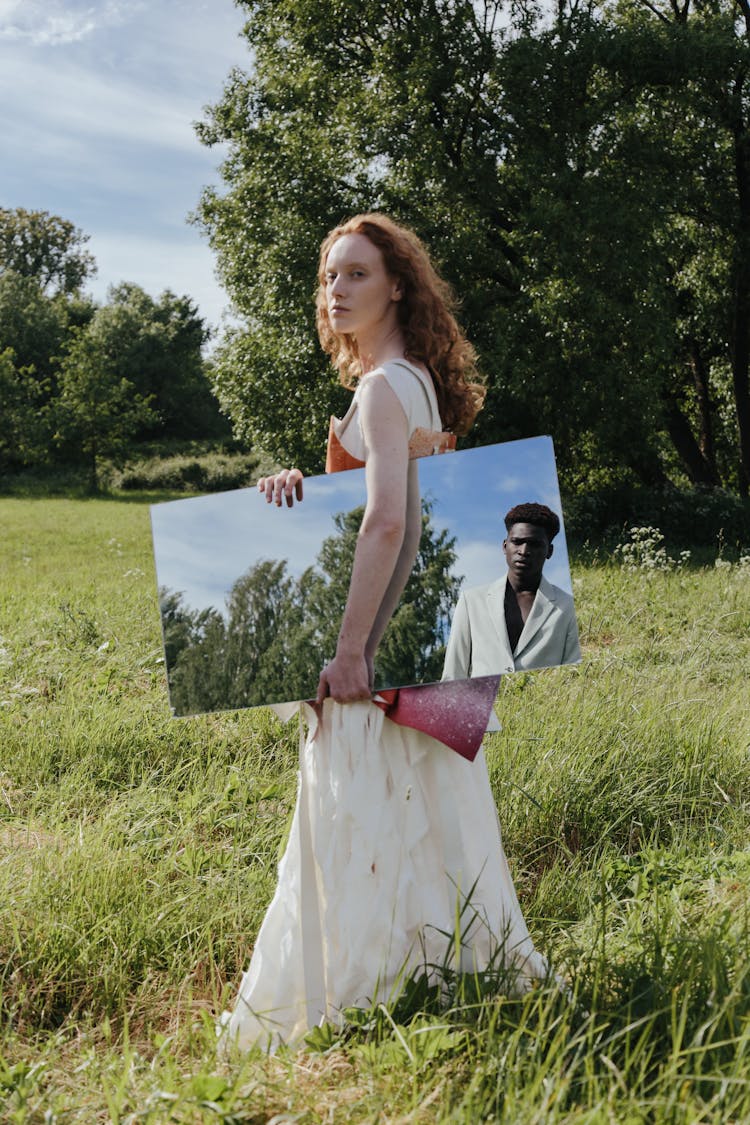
391,279 -> 403,302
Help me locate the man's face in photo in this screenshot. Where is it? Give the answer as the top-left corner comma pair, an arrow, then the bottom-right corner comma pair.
502,522 -> 553,587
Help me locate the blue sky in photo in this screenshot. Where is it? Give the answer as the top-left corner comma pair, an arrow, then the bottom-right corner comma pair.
150,435 -> 572,618
0,0 -> 248,332
419,435 -> 570,592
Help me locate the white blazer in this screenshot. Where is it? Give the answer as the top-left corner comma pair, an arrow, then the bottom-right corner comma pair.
442,574 -> 581,680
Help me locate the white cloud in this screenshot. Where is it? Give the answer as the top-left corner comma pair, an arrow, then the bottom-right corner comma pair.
0,0 -> 247,328
0,1 -> 132,46
0,50 -> 206,156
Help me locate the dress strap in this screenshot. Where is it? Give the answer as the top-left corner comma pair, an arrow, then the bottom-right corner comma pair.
382,358 -> 443,432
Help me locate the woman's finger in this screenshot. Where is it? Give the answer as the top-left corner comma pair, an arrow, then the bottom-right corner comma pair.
316,668 -> 330,706
284,468 -> 303,507
259,474 -> 277,504
273,472 -> 288,506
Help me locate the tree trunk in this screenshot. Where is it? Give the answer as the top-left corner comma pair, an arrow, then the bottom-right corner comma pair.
730,81 -> 750,496
686,338 -> 720,484
625,443 -> 671,488
661,392 -> 720,486
89,438 -> 98,493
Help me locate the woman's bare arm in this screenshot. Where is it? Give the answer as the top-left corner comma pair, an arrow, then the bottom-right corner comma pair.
317,374 -> 410,703
363,459 -> 421,679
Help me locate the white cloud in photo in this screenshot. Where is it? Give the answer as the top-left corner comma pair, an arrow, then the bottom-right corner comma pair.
151,470 -> 370,615
452,538 -> 504,592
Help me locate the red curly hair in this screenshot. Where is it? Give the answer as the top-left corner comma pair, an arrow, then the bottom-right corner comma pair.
316,213 -> 485,435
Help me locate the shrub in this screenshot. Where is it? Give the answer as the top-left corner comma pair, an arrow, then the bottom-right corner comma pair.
564,485 -> 750,550
109,451 -> 271,493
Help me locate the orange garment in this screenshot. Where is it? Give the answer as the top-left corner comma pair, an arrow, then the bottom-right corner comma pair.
326,416 -> 457,474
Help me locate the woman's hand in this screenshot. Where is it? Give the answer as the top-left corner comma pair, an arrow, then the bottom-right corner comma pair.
257,469 -> 304,507
316,649 -> 371,705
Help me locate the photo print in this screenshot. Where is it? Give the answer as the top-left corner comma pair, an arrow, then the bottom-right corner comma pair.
150,435 -> 579,716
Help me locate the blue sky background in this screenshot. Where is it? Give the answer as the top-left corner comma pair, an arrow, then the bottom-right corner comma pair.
150,435 -> 572,617
0,0 -> 247,331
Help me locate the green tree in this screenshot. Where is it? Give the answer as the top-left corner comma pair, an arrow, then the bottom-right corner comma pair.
0,207 -> 96,296
594,0 -> 750,491
0,271 -> 75,386
90,284 -> 224,441
0,207 -> 224,473
0,348 -> 50,470
195,0 -> 750,492
0,209 -> 98,471
54,328 -> 157,490
194,0 -> 510,472
0,271 -> 96,470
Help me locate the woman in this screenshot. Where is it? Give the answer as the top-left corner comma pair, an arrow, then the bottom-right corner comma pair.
222,214 -> 551,1051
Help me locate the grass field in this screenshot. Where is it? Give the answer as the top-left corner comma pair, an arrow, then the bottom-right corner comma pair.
1,496 -> 749,1123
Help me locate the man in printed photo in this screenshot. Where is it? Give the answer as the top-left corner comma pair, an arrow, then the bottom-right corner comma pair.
442,502 -> 581,679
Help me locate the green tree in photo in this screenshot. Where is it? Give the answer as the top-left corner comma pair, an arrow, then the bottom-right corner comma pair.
163,562 -> 308,714
293,502 -> 462,688
162,498 -> 462,714
165,603 -> 232,716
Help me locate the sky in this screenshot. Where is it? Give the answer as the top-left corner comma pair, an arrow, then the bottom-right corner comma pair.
0,0 -> 249,333
150,435 -> 573,617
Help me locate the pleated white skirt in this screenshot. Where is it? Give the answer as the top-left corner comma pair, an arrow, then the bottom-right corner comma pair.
221,699 -> 550,1051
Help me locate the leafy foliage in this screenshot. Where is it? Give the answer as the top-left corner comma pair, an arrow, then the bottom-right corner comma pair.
53,328 -> 158,490
109,448 -> 265,492
195,0 -> 750,492
0,206 -> 96,296
0,208 -> 226,480
86,283 -> 221,441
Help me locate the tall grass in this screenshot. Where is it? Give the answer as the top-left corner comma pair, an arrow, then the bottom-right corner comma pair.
1,497 -> 748,1121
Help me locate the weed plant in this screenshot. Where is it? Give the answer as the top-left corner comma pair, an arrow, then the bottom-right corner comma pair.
0,498 -> 748,1121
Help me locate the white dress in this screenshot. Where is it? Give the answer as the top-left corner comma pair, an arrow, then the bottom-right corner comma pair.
222,362 -> 551,1051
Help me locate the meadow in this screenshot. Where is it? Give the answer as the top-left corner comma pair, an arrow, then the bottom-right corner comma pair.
1,495 -> 749,1123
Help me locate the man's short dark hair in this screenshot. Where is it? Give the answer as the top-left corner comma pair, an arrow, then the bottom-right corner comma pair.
504,503 -> 561,541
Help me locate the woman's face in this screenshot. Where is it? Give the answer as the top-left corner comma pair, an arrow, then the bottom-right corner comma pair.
324,232 -> 402,339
